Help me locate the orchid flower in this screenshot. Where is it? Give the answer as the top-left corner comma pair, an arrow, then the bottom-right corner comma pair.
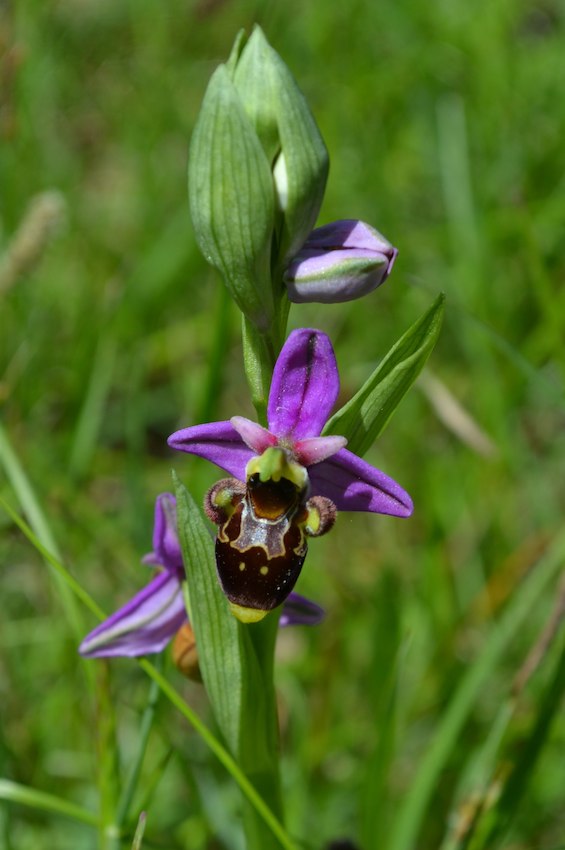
79,493 -> 324,661
168,329 -> 412,621
284,219 -> 398,304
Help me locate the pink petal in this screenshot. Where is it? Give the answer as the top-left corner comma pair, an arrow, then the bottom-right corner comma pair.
294,435 -> 347,466
230,416 -> 278,453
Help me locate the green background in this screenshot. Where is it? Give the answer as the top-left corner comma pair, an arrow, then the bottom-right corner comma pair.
1,1 -> 563,848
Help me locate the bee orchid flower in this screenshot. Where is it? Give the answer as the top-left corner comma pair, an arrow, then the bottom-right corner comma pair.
168,329 -> 412,621
79,493 -> 324,661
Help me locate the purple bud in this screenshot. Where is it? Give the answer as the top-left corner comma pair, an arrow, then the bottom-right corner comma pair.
284,219 -> 398,304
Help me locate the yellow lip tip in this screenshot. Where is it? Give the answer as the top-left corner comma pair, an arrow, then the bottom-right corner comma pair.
229,602 -> 269,624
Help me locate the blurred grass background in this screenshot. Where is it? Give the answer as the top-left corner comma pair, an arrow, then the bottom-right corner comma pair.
1,0 -> 564,848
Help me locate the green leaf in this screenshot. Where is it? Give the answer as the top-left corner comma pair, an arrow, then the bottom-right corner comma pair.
0,779 -> 98,828
324,293 -> 445,455
174,475 -> 283,848
131,812 -> 147,850
188,64 -> 275,331
173,474 -> 281,774
173,473 -> 243,755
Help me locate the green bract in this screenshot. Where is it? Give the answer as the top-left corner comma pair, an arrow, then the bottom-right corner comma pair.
324,294 -> 445,455
188,27 -> 328,333
233,27 -> 329,266
189,64 -> 275,331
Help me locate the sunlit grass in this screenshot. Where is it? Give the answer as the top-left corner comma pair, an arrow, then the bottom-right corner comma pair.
1,1 -> 564,848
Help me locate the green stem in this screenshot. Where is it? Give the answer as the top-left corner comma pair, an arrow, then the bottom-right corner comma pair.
115,671 -> 162,829
196,284 -> 232,425
139,659 -> 297,850
96,662 -> 121,850
242,316 -> 277,425
238,303 -> 291,847
0,780 -> 98,828
239,614 -> 284,850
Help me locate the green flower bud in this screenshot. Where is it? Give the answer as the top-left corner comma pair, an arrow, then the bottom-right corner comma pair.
188,63 -> 275,330
188,27 -> 329,331
232,26 -> 329,265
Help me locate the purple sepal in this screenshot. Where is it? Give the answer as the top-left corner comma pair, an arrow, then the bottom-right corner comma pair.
168,420 -> 252,480
268,328 -> 340,440
309,448 -> 413,517
280,592 -> 325,627
152,493 -> 184,568
79,569 -> 187,658
296,219 -> 394,252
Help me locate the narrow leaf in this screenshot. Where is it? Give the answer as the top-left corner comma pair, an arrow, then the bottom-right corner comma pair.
174,475 -> 283,847
324,293 -> 445,455
475,641 -> 565,849
387,527 -> 565,850
131,812 -> 147,850
0,423 -> 85,640
0,779 -> 97,827
173,473 -> 243,755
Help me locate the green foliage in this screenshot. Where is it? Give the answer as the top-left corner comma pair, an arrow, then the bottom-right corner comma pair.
1,2 -> 564,849
188,64 -> 275,331
175,475 -> 286,849
324,293 -> 445,454
234,26 -> 329,265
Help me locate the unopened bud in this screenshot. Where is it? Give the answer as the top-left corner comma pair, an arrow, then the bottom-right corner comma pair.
284,219 -> 397,304
171,623 -> 202,682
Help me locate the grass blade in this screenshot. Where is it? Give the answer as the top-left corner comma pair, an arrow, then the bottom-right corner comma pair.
0,494 -> 296,850
0,779 -> 98,827
388,528 -> 565,850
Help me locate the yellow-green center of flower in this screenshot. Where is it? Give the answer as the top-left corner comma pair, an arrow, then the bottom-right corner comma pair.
245,446 -> 308,490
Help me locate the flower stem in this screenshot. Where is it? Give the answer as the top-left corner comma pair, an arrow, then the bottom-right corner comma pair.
241,316 -> 278,426
239,613 -> 285,850
114,670 -> 161,830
